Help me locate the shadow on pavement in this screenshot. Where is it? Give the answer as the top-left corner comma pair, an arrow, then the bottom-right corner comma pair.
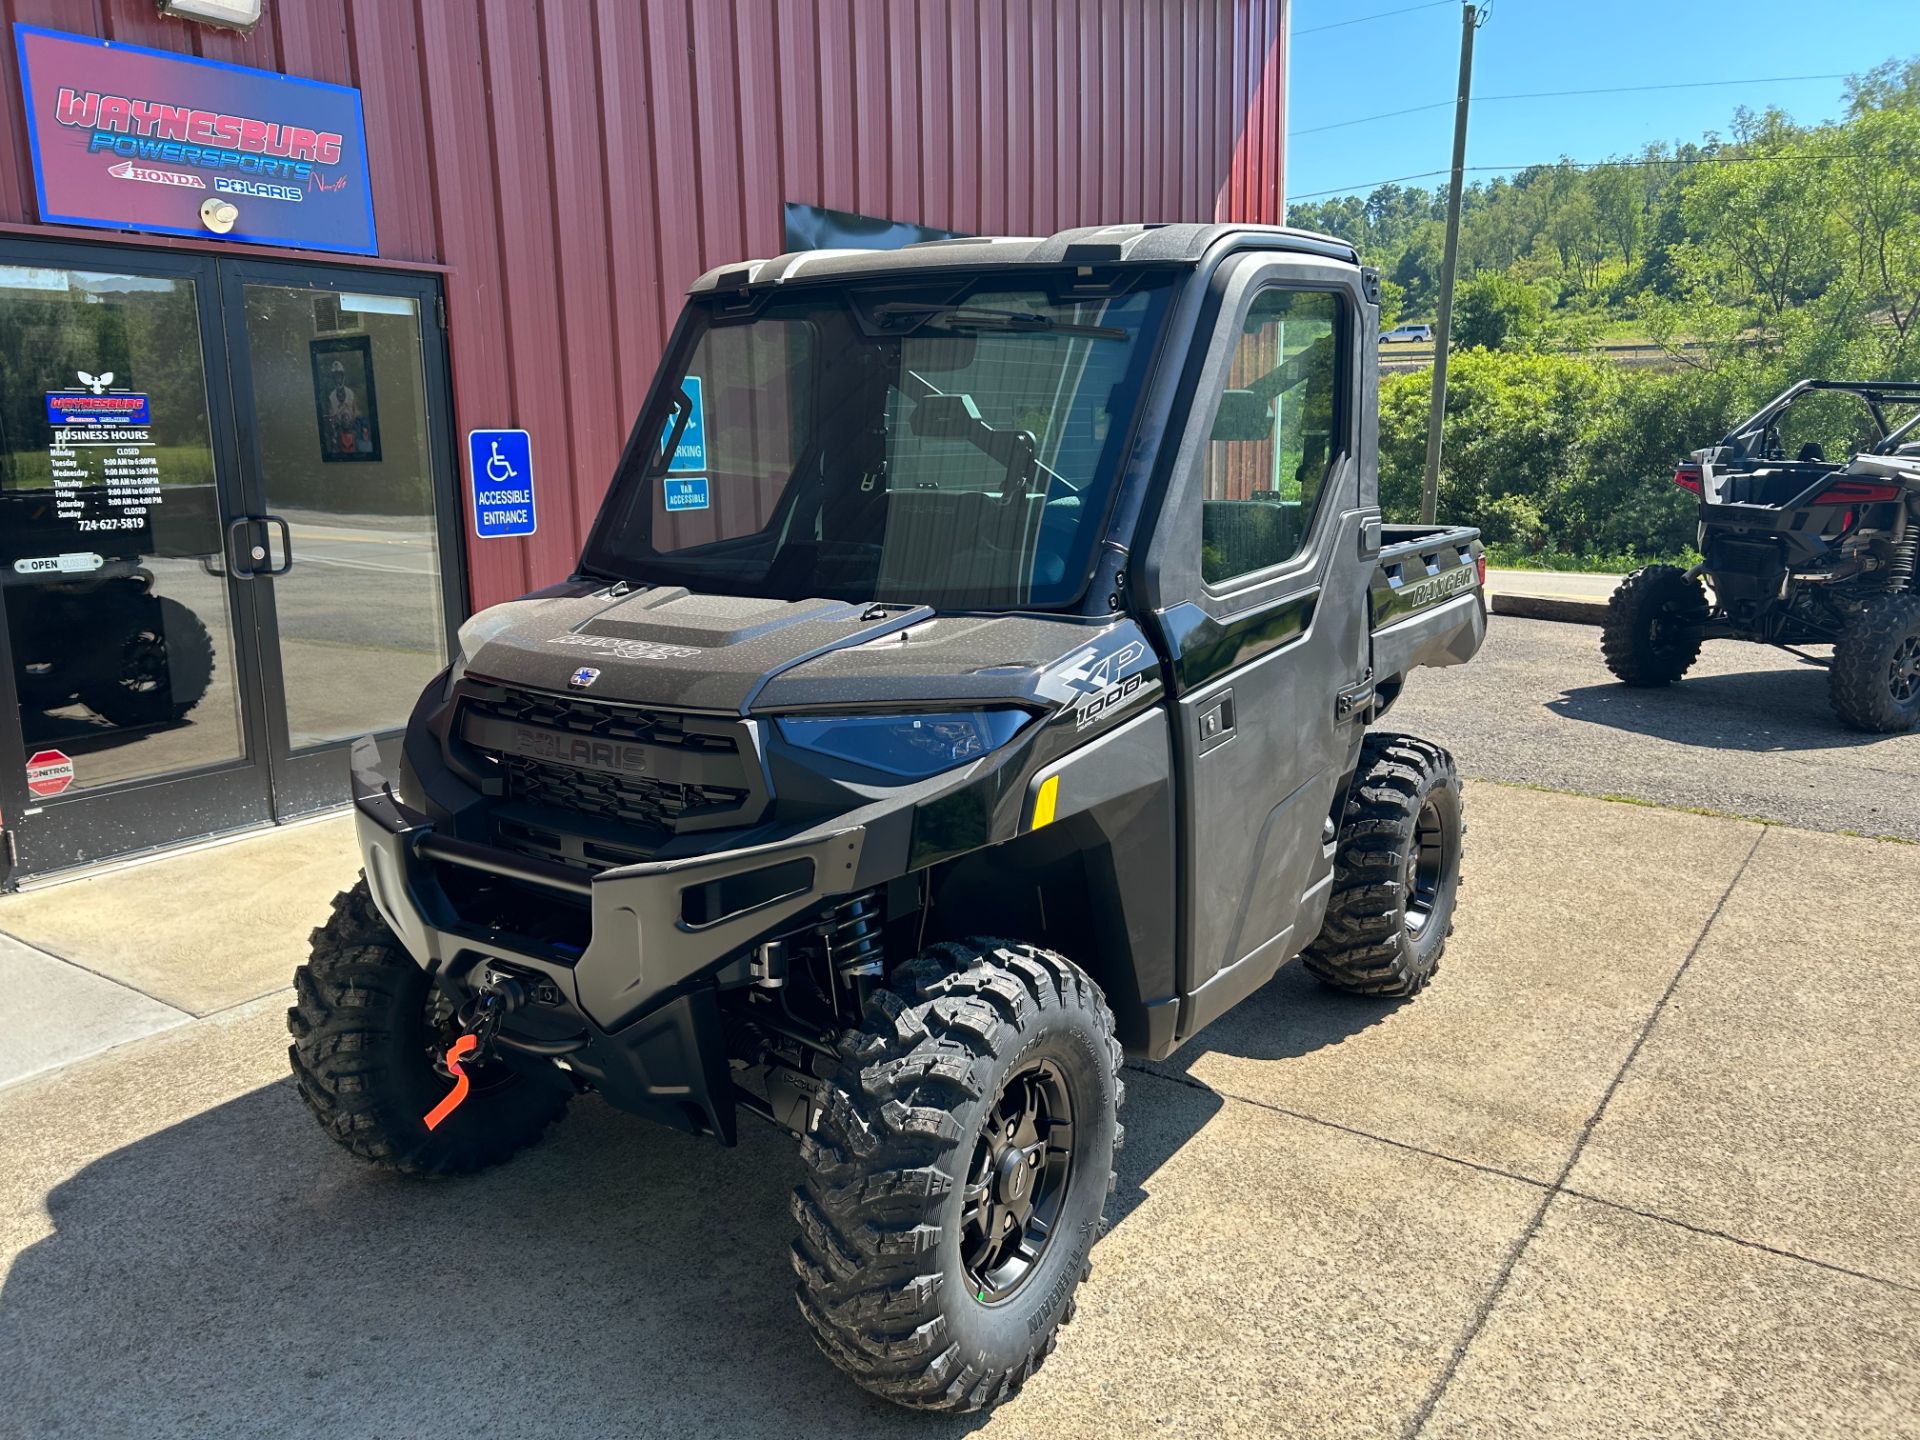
1,1060 -> 1220,1438
1547,663 -> 1898,754
1157,956 -> 1408,1070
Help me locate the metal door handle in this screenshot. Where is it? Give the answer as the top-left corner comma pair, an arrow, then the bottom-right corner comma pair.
226,516 -> 263,578
260,514 -> 293,576
224,516 -> 293,578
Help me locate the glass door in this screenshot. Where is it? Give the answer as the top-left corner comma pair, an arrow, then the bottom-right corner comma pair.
0,244 -> 274,874
219,263 -> 462,816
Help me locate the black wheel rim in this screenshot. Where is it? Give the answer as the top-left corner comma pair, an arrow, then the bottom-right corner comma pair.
121,628 -> 167,696
1405,797 -> 1448,937
1890,635 -> 1920,703
1645,601 -> 1687,658
960,1058 -> 1076,1303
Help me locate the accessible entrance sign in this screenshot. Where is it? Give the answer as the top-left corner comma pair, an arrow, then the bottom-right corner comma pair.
467,429 -> 536,539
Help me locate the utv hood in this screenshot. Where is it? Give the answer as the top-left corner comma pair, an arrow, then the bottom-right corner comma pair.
459,583 -> 1114,714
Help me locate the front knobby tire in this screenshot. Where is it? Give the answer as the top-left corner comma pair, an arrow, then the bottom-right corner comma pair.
1831,594 -> 1920,733
1602,564 -> 1708,687
791,940 -> 1124,1413
1304,733 -> 1464,997
287,879 -> 570,1177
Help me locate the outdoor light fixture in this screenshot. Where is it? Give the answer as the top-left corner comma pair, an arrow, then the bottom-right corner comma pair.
157,0 -> 263,31
199,198 -> 239,234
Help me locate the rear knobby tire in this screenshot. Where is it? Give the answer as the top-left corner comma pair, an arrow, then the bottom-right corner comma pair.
1831,594 -> 1920,733
1304,733 -> 1464,997
1601,564 -> 1708,687
791,939 -> 1124,1413
286,878 -> 570,1177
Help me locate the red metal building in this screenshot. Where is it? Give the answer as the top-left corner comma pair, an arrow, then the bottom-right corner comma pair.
0,0 -> 1285,877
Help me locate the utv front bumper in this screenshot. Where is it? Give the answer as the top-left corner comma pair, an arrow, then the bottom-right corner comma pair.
348,739 -> 865,1141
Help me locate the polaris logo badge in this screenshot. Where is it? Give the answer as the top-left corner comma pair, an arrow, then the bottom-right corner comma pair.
569,667 -> 601,689
510,725 -> 648,774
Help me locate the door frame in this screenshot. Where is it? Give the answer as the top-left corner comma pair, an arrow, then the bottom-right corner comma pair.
0,236 -> 464,881
216,257 -> 466,816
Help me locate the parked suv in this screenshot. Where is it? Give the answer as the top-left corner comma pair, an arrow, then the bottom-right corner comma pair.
1380,323 -> 1432,344
289,223 -> 1487,1412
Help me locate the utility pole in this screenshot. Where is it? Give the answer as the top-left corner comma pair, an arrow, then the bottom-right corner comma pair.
1420,2 -> 1483,524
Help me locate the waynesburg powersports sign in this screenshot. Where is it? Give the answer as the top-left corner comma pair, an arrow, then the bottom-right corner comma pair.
12,24 -> 376,256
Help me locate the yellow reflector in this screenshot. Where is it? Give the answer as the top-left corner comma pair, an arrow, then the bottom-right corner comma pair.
1031,774 -> 1060,830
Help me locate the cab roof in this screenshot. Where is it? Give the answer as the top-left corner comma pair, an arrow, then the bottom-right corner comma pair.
688,222 -> 1359,295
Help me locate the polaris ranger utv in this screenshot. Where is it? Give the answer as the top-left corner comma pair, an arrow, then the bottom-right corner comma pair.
289,223 -> 1486,1412
1603,379 -> 1920,731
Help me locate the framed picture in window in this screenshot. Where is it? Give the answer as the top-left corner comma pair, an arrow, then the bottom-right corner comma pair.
310,333 -> 381,463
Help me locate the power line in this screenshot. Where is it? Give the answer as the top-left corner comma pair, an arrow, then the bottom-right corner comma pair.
1288,146 -> 1911,202
1295,101 -> 1452,138
1294,0 -> 1456,38
1294,72 -> 1854,139
1483,72 -> 1851,104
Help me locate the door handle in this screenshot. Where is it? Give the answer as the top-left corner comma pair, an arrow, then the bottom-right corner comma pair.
226,516 -> 265,578
260,514 -> 294,576
1198,690 -> 1236,754
225,516 -> 293,578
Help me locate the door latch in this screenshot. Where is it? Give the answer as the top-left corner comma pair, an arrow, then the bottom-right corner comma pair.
1198,690 -> 1235,754
1335,669 -> 1375,722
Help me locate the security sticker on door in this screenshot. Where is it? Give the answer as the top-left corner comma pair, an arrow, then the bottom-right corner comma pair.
661,376 -> 705,472
467,428 -> 536,539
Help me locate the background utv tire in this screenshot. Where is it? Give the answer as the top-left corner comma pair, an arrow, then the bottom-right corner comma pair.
1831,594 -> 1920,733
287,879 -> 570,1177
1304,733 -> 1464,997
80,592 -> 216,727
1602,564 -> 1708,686
792,940 -> 1124,1413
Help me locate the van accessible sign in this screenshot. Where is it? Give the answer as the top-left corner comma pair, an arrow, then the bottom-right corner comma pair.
12,24 -> 376,256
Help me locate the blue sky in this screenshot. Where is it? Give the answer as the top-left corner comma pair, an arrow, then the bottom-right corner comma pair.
1285,0 -> 1914,205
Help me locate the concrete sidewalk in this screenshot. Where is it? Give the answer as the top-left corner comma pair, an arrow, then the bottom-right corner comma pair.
1,785 -> 1915,1438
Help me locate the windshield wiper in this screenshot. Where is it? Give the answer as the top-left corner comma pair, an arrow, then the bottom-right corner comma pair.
873,302 -> 1126,341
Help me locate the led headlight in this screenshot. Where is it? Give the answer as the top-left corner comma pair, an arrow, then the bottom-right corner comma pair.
776,710 -> 1032,778
446,602 -> 534,690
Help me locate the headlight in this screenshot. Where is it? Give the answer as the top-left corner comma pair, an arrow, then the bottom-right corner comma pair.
446,603 -> 533,689
776,710 -> 1032,778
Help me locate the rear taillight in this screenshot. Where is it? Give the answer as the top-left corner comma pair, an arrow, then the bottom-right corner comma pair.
1813,479 -> 1900,504
1475,553 -> 1487,588
1673,463 -> 1703,494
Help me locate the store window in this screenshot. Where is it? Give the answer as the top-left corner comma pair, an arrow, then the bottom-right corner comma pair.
0,264 -> 245,791
1199,289 -> 1343,587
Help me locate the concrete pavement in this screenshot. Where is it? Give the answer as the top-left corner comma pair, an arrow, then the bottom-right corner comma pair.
2,781 -> 1914,1438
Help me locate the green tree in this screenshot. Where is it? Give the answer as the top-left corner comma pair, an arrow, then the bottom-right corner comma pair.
1452,272 -> 1549,351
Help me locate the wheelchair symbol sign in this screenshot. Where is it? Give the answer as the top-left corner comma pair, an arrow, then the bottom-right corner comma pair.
467,428 -> 537,539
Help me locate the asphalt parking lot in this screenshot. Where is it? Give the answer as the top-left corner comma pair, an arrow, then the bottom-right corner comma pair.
3,761 -> 1916,1438
1393,614 -> 1920,841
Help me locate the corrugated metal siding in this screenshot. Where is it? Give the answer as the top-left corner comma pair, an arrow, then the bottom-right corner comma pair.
1,0 -> 1286,610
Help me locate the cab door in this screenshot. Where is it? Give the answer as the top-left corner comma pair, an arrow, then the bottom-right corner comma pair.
1139,253 -> 1376,1036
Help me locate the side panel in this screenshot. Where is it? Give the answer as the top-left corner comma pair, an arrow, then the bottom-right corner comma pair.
1137,252 -> 1375,1041
931,707 -> 1179,1057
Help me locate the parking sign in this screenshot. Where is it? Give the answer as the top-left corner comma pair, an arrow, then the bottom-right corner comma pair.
467,429 -> 536,539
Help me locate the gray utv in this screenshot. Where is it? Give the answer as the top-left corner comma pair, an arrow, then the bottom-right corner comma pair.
287,223 -> 1487,1412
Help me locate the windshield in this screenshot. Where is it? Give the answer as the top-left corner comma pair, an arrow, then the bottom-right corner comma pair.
582,275 -> 1173,608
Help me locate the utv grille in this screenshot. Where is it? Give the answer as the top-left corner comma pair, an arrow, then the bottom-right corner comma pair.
463,689 -> 737,754
497,752 -> 748,828
457,686 -> 763,870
